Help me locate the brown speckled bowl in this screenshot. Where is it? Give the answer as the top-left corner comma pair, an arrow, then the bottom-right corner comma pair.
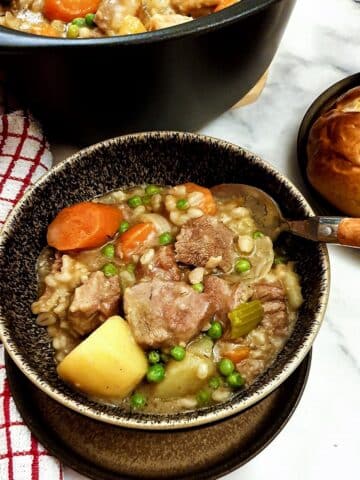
0,132 -> 329,430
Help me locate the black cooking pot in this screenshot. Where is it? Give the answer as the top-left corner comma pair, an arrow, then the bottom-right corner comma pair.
0,0 -> 295,144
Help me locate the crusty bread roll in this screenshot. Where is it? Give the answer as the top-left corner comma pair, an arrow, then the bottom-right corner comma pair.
307,86 -> 360,216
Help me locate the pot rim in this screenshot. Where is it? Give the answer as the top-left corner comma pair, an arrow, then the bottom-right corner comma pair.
0,0 -> 287,49
0,131 -> 330,430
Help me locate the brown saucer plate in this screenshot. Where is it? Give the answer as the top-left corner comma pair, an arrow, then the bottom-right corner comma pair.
6,351 -> 311,480
297,72 -> 360,215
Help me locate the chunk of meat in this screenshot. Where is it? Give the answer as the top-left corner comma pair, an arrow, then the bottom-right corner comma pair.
68,271 -> 121,336
139,0 -> 173,26
171,0 -> 217,15
95,0 -> 141,35
148,13 -> 192,30
236,358 -> 266,384
252,281 -> 285,303
137,246 -> 181,281
175,216 -> 235,272
154,246 -> 180,278
124,278 -> 212,348
252,281 -> 288,336
204,276 -> 231,320
204,276 -> 253,322
216,280 -> 290,384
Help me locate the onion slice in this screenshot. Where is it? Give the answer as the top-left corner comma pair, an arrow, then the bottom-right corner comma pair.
139,213 -> 172,234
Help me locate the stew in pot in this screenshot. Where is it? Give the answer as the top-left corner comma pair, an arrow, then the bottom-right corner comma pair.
0,0 -> 240,38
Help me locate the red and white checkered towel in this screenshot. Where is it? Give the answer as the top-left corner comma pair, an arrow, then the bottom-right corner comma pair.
0,106 -> 52,227
0,81 -> 63,479
0,348 -> 63,480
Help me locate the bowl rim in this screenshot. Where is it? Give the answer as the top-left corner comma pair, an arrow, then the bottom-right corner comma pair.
0,0 -> 283,48
0,131 -> 330,430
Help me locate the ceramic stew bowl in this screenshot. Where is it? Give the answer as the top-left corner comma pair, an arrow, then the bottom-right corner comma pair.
0,0 -> 296,144
0,132 -> 329,430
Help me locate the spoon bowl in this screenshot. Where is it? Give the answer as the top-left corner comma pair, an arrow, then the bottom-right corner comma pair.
211,183 -> 285,240
212,183 -> 360,248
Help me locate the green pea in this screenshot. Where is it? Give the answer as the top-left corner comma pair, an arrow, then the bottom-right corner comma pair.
119,220 -> 130,234
126,263 -> 136,273
130,392 -> 146,409
159,232 -> 173,245
227,372 -> 245,388
196,389 -> 211,406
102,263 -> 118,277
85,13 -> 96,27
127,196 -> 142,208
101,243 -> 115,259
208,376 -> 221,390
192,282 -> 204,293
234,258 -> 251,274
253,231 -> 264,239
170,345 -> 186,361
274,256 -> 287,265
72,17 -> 86,27
218,358 -> 235,376
148,350 -> 161,364
207,321 -> 223,340
145,185 -> 161,195
67,24 -> 79,38
147,364 -> 165,383
176,198 -> 189,210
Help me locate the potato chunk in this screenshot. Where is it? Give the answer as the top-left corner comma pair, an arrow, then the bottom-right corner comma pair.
152,352 -> 216,399
57,316 -> 147,399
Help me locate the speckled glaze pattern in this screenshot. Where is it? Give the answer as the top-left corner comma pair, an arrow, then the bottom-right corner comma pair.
0,132 -> 330,430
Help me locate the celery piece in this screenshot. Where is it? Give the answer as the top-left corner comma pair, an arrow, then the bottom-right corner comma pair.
228,300 -> 264,338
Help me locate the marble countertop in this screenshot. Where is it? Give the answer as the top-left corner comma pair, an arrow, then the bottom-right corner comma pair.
61,0 -> 360,478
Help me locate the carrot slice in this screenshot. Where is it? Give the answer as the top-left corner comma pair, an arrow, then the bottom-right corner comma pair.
117,223 -> 156,259
184,182 -> 217,215
214,0 -> 237,12
47,202 -> 123,251
223,347 -> 250,363
43,0 -> 100,22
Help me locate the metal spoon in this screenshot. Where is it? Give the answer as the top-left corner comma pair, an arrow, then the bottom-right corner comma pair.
211,184 -> 360,247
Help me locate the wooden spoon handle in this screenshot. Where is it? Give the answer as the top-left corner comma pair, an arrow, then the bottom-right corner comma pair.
338,218 -> 360,247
